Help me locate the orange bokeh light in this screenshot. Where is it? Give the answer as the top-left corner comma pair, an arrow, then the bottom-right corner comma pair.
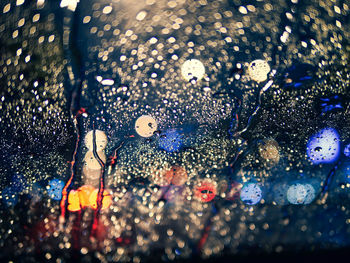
67,185 -> 112,211
165,166 -> 188,186
67,190 -> 81,212
194,180 -> 217,203
78,185 -> 95,208
89,189 -> 113,210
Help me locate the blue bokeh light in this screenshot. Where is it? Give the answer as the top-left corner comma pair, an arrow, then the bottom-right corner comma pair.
159,129 -> 183,152
306,128 -> 340,165
286,183 -> 316,205
240,183 -> 262,205
344,143 -> 350,158
47,179 -> 65,201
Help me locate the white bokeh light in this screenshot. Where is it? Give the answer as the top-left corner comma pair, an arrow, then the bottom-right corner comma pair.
60,0 -> 79,11
84,130 -> 108,152
287,183 -> 316,205
96,76 -> 114,86
181,59 -> 205,82
135,115 -> 158,138
240,183 -> 263,205
248,59 -> 270,82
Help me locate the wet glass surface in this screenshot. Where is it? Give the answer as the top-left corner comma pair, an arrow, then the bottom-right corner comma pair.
0,0 -> 350,262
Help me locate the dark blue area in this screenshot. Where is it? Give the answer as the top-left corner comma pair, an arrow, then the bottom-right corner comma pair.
317,94 -> 344,115
2,186 -> 18,207
10,173 -> 27,192
283,63 -> 316,89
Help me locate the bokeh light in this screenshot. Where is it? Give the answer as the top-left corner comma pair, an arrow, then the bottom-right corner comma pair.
0,0 -> 350,261
165,166 -> 188,186
286,183 -> 316,205
181,59 -> 205,82
306,128 -> 340,165
77,185 -> 95,208
159,129 -> 183,152
194,180 -> 217,202
84,130 -> 108,151
67,190 -> 81,212
258,139 -> 280,166
248,59 -> 270,82
89,189 -> 112,210
47,179 -> 64,201
240,183 -> 263,205
135,115 -> 158,138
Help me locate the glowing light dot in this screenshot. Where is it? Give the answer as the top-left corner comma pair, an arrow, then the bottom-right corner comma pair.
136,11 -> 147,21
3,4 -> 11,13
83,16 -> 91,24
334,6 -> 341,14
287,183 -> 315,205
135,115 -> 157,138
16,0 -> 25,6
100,79 -> 114,85
25,55 -> 31,63
102,5 -> 113,14
60,0 -> 80,11
239,6 -> 248,14
240,183 -> 262,205
168,0 -> 177,8
306,127 -> 340,164
248,59 -> 270,82
149,37 -> 158,44
181,59 -> 205,82
84,130 -> 108,151
37,0 -> 45,7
